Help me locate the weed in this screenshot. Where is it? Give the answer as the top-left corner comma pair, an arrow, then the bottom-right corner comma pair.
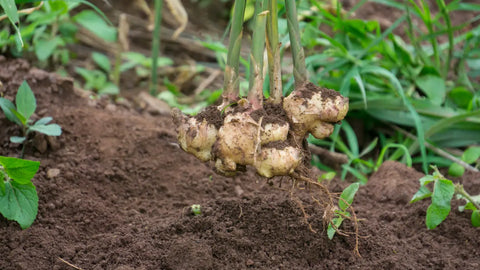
411,166 -> 480,229
191,204 -> 201,216
0,80 -> 62,157
0,156 -> 40,229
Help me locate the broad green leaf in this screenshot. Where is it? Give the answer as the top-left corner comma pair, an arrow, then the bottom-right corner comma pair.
0,0 -> 19,25
472,210 -> 480,227
34,116 -> 53,126
426,179 -> 455,229
448,163 -> 465,177
16,81 -> 36,121
327,217 -> 344,240
462,147 -> 480,164
98,83 -> 119,95
419,175 -> 435,186
28,124 -> 62,136
415,75 -> 446,105
10,136 -> 26,144
34,37 -> 63,62
0,97 -> 22,125
0,171 -> 4,195
73,10 -> 117,43
448,87 -> 473,109
410,185 -> 432,203
10,108 -> 27,126
92,52 -> 111,73
0,157 -> 40,184
0,181 -> 38,229
339,183 -> 360,211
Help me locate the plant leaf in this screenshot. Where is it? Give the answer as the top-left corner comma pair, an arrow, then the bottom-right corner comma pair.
34,37 -> 62,62
28,124 -> 62,136
10,136 -> 26,144
34,116 -> 53,126
448,163 -> 465,177
471,210 -> 480,227
0,97 -> 21,125
0,156 -> 40,184
0,171 -> 5,195
0,181 -> 38,229
462,147 -> 480,164
339,183 -> 360,211
415,75 -> 446,106
92,52 -> 111,73
16,81 -> 36,121
327,217 -> 344,240
73,10 -> 117,42
410,185 -> 432,203
426,179 -> 455,229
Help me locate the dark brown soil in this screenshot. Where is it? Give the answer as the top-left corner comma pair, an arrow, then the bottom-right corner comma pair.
1,59 -> 480,270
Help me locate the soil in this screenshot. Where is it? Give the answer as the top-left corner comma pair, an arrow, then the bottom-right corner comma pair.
1,58 -> 480,270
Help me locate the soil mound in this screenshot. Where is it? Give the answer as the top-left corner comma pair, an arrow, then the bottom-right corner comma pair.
1,59 -> 479,269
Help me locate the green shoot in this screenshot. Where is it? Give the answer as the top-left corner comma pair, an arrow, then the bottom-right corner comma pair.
0,81 -> 62,158
411,166 -> 480,229
285,0 -> 307,86
191,204 -> 201,216
0,156 -> 40,229
328,182 -> 360,239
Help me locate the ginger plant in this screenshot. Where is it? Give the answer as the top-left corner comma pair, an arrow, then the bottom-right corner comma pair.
172,0 -> 349,178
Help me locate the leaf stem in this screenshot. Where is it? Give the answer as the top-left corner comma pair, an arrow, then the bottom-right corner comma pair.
285,0 -> 307,87
247,1 -> 268,110
150,0 -> 163,96
222,0 -> 247,104
455,184 -> 480,211
266,0 -> 282,103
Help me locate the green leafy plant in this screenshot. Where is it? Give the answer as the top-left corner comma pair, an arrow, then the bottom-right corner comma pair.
0,80 -> 62,157
411,166 -> 480,229
327,182 -> 360,239
448,146 -> 480,177
0,156 -> 40,229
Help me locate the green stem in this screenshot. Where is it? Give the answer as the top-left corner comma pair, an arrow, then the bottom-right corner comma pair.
285,0 -> 307,87
266,0 -> 282,104
150,0 -> 163,96
222,0 -> 247,103
247,1 -> 268,110
437,0 -> 453,78
455,184 -> 480,211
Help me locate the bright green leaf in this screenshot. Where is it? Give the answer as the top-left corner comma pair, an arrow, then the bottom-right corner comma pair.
462,147 -> 480,164
419,175 -> 435,186
28,124 -> 62,136
0,171 -> 5,195
472,210 -> 480,227
425,179 -> 455,229
34,37 -> 63,62
327,217 -> 344,240
0,181 -> 38,229
410,185 -> 432,203
10,108 -> 26,126
10,136 -> 26,144
0,156 -> 40,184
448,87 -> 473,109
0,0 -> 19,24
415,75 -> 446,106
16,81 -> 36,121
98,83 -> 119,95
35,117 -> 53,126
92,52 -> 111,73
0,97 -> 21,125
448,163 -> 465,177
73,10 -> 117,42
339,183 -> 360,211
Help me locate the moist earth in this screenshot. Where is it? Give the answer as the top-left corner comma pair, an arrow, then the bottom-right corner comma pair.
1,59 -> 480,269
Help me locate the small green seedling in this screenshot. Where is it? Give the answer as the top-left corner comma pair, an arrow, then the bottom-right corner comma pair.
0,80 -> 62,156
327,182 -> 360,239
191,204 -> 201,216
448,147 -> 480,177
0,156 -> 40,229
411,166 -> 480,229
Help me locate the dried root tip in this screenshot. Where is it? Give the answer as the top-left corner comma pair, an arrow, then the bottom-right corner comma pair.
254,146 -> 302,178
172,108 -> 218,161
283,82 -> 349,139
